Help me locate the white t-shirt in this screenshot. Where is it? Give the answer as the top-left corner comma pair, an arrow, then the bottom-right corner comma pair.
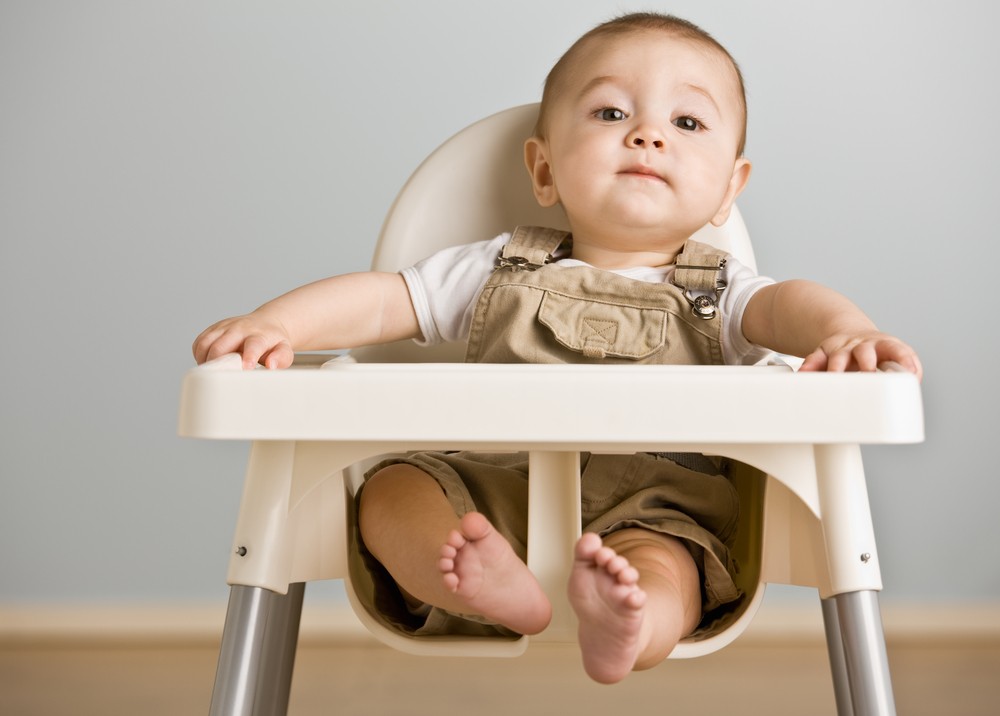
402,233 -> 775,366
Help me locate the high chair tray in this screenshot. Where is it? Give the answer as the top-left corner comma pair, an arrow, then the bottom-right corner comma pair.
179,357 -> 923,447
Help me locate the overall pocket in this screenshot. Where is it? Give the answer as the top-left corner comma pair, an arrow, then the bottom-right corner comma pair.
537,292 -> 666,360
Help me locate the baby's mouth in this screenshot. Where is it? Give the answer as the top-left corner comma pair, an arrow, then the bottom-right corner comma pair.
619,165 -> 666,183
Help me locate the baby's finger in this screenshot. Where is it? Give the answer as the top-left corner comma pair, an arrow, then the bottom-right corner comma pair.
262,341 -> 295,370
851,342 -> 879,373
878,342 -> 924,381
192,325 -> 224,363
240,334 -> 274,370
192,335 -> 211,364
799,348 -> 828,373
825,342 -> 863,373
202,329 -> 247,364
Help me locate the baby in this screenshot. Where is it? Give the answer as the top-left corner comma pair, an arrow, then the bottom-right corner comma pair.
194,13 -> 922,684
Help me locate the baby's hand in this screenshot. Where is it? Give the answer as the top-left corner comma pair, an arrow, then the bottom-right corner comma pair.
193,312 -> 295,370
799,331 -> 923,381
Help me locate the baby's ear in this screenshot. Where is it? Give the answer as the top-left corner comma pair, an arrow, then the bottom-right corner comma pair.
711,157 -> 752,226
524,137 -> 560,207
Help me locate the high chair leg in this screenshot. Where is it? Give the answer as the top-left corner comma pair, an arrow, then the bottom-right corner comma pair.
813,445 -> 896,715
210,582 -> 305,716
825,590 -> 895,716
823,596 -> 855,716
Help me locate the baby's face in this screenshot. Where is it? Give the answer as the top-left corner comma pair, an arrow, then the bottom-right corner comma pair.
527,31 -> 750,264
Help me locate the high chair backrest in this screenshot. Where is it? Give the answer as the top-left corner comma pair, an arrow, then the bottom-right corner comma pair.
353,103 -> 756,363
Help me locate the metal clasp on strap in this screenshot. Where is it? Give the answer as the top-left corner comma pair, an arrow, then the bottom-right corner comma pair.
495,253 -> 550,272
494,227 -> 566,273
690,293 -> 719,319
672,257 -> 727,320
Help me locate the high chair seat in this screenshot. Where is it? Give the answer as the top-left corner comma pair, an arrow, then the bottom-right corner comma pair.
179,104 -> 924,716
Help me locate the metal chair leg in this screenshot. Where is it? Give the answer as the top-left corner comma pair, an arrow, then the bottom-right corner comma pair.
830,590 -> 896,716
209,583 -> 305,716
822,596 -> 855,716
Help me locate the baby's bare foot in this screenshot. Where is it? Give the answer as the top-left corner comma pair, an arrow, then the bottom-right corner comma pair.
568,532 -> 647,684
438,512 -> 552,635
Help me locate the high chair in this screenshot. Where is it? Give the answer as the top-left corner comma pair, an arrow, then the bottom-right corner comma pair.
179,104 -> 924,716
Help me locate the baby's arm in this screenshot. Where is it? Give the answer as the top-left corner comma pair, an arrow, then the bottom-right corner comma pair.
193,271 -> 420,369
742,280 -> 923,379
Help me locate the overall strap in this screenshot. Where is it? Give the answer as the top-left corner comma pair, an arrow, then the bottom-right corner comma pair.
495,226 -> 569,271
672,240 -> 729,320
673,240 -> 728,291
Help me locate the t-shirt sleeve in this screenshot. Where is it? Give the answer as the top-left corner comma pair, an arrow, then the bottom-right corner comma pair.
400,234 -> 508,345
719,257 -> 776,365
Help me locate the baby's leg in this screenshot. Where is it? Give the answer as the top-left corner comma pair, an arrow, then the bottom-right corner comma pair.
359,464 -> 551,635
568,528 -> 701,684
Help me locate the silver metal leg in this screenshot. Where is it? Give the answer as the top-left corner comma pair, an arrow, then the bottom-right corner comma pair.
822,597 -> 856,716
209,583 -> 305,716
825,590 -> 896,716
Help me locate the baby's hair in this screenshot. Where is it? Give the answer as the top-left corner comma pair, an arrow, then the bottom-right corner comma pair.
536,12 -> 747,156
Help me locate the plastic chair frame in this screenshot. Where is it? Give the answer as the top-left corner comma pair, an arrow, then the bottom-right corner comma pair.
178,105 -> 924,716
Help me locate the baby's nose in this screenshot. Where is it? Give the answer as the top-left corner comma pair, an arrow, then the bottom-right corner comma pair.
626,126 -> 665,149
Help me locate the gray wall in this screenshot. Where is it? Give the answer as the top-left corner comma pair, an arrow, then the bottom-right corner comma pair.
2,0 -> 997,607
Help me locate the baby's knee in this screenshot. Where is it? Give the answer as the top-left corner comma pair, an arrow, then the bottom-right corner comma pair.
363,463 -> 408,494
359,463 -> 442,518
603,529 -> 698,582
360,464 -> 410,513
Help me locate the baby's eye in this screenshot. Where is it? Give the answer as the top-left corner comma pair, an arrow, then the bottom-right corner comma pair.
673,116 -> 703,131
596,107 -> 628,122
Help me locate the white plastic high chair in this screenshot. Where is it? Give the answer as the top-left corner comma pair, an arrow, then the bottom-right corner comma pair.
179,104 -> 924,716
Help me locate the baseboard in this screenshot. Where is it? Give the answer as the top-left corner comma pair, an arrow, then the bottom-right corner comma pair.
742,602 -> 1000,645
2,601 -> 998,648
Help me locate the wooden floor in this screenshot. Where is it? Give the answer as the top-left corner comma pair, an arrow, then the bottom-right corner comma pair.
2,637 -> 998,716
